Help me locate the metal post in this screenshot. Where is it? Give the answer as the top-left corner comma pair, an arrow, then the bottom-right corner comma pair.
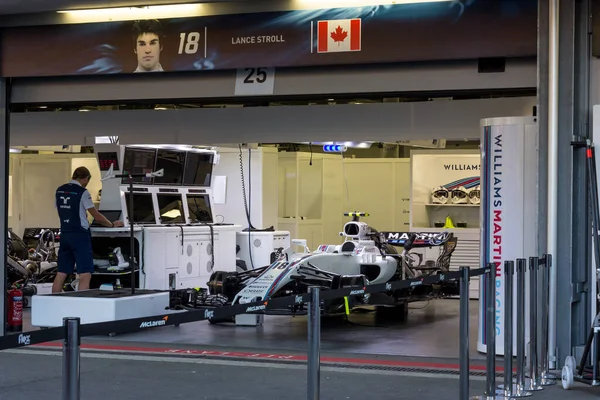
594,328 -> 600,386
546,0 -> 559,371
62,317 -> 81,400
473,264 -> 507,399
129,180 -> 136,294
525,258 -> 543,391
487,264 -> 498,398
539,254 -> 555,385
459,266 -> 470,400
0,79 -> 10,338
513,259 -> 532,397
485,263 -> 497,397
500,261 -> 515,397
307,286 -> 321,400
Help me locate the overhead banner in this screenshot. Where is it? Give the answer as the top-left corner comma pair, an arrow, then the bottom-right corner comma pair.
0,0 -> 537,78
478,116 -> 538,357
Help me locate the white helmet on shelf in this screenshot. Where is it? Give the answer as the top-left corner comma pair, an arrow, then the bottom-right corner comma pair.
431,187 -> 449,204
468,186 -> 481,204
451,186 -> 469,204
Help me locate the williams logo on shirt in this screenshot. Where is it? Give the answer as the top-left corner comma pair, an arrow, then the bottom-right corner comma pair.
59,196 -> 71,209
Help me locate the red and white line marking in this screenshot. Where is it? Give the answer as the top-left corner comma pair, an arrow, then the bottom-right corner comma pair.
28,342 -> 505,372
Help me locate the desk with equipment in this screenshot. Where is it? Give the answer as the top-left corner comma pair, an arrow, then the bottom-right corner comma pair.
30,144 -> 268,328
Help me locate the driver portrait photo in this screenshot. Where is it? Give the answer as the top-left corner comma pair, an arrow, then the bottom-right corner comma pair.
132,19 -> 165,73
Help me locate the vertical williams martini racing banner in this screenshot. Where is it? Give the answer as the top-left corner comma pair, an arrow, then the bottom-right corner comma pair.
0,0 -> 537,78
478,117 -> 538,356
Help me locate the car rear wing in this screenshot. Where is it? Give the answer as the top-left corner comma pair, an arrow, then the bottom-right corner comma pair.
382,231 -> 451,248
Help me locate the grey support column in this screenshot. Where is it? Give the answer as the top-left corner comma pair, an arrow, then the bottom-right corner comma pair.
0,78 -> 10,338
556,0 -> 593,368
539,0 -> 593,368
569,0 -> 594,364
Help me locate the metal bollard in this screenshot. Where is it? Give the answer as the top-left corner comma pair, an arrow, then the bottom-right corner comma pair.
473,264 -> 508,399
459,266 -> 470,400
524,257 -> 543,392
485,263 -> 497,397
512,259 -> 533,397
307,286 -> 321,400
539,254 -> 556,385
62,317 -> 81,400
499,261 -> 515,397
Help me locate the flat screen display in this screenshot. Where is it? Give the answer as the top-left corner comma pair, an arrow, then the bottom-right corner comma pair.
183,152 -> 214,187
97,152 -> 119,171
121,147 -> 156,184
124,193 -> 156,225
187,194 -> 213,223
154,149 -> 186,185
157,194 -> 185,224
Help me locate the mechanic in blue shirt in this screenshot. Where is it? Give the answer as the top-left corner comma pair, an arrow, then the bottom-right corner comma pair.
52,167 -> 124,293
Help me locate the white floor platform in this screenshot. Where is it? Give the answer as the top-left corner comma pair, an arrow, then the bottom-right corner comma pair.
31,289 -> 171,327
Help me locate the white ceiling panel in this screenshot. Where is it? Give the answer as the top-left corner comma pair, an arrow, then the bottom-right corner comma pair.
9,97 -> 538,146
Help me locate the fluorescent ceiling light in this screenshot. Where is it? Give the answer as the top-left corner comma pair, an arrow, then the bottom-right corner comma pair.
57,4 -> 204,23
58,0 -> 451,23
127,144 -> 216,153
294,0 -> 453,8
95,136 -> 120,144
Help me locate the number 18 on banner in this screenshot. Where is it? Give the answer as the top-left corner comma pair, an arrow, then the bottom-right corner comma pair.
234,67 -> 276,96
178,29 -> 207,56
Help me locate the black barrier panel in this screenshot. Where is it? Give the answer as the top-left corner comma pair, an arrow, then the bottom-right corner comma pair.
0,326 -> 63,351
0,266 -> 491,351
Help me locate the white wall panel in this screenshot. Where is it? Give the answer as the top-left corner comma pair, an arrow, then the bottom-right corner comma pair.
10,96 -> 537,146
10,59 -> 536,104
8,153 -> 99,237
210,147 -> 272,229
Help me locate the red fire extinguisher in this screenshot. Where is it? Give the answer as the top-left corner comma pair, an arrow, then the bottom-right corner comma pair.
7,285 -> 23,332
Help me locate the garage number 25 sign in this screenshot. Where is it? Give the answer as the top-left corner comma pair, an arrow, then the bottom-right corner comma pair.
234,67 -> 276,96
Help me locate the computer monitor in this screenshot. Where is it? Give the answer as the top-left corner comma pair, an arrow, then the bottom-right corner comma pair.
121,147 -> 157,185
183,152 -> 214,187
157,193 -> 185,224
186,194 -> 213,223
154,149 -> 186,185
124,193 -> 156,225
97,152 -> 119,172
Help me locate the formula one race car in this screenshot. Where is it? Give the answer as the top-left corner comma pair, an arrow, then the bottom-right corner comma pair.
173,212 -> 459,319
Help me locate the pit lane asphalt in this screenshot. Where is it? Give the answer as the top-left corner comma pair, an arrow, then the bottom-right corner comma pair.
0,346 -> 598,400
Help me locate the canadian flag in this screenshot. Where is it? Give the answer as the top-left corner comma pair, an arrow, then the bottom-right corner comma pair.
317,18 -> 362,53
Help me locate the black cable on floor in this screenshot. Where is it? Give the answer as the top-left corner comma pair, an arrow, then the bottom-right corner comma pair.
247,146 -> 254,270
238,144 -> 256,270
408,301 -> 431,309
